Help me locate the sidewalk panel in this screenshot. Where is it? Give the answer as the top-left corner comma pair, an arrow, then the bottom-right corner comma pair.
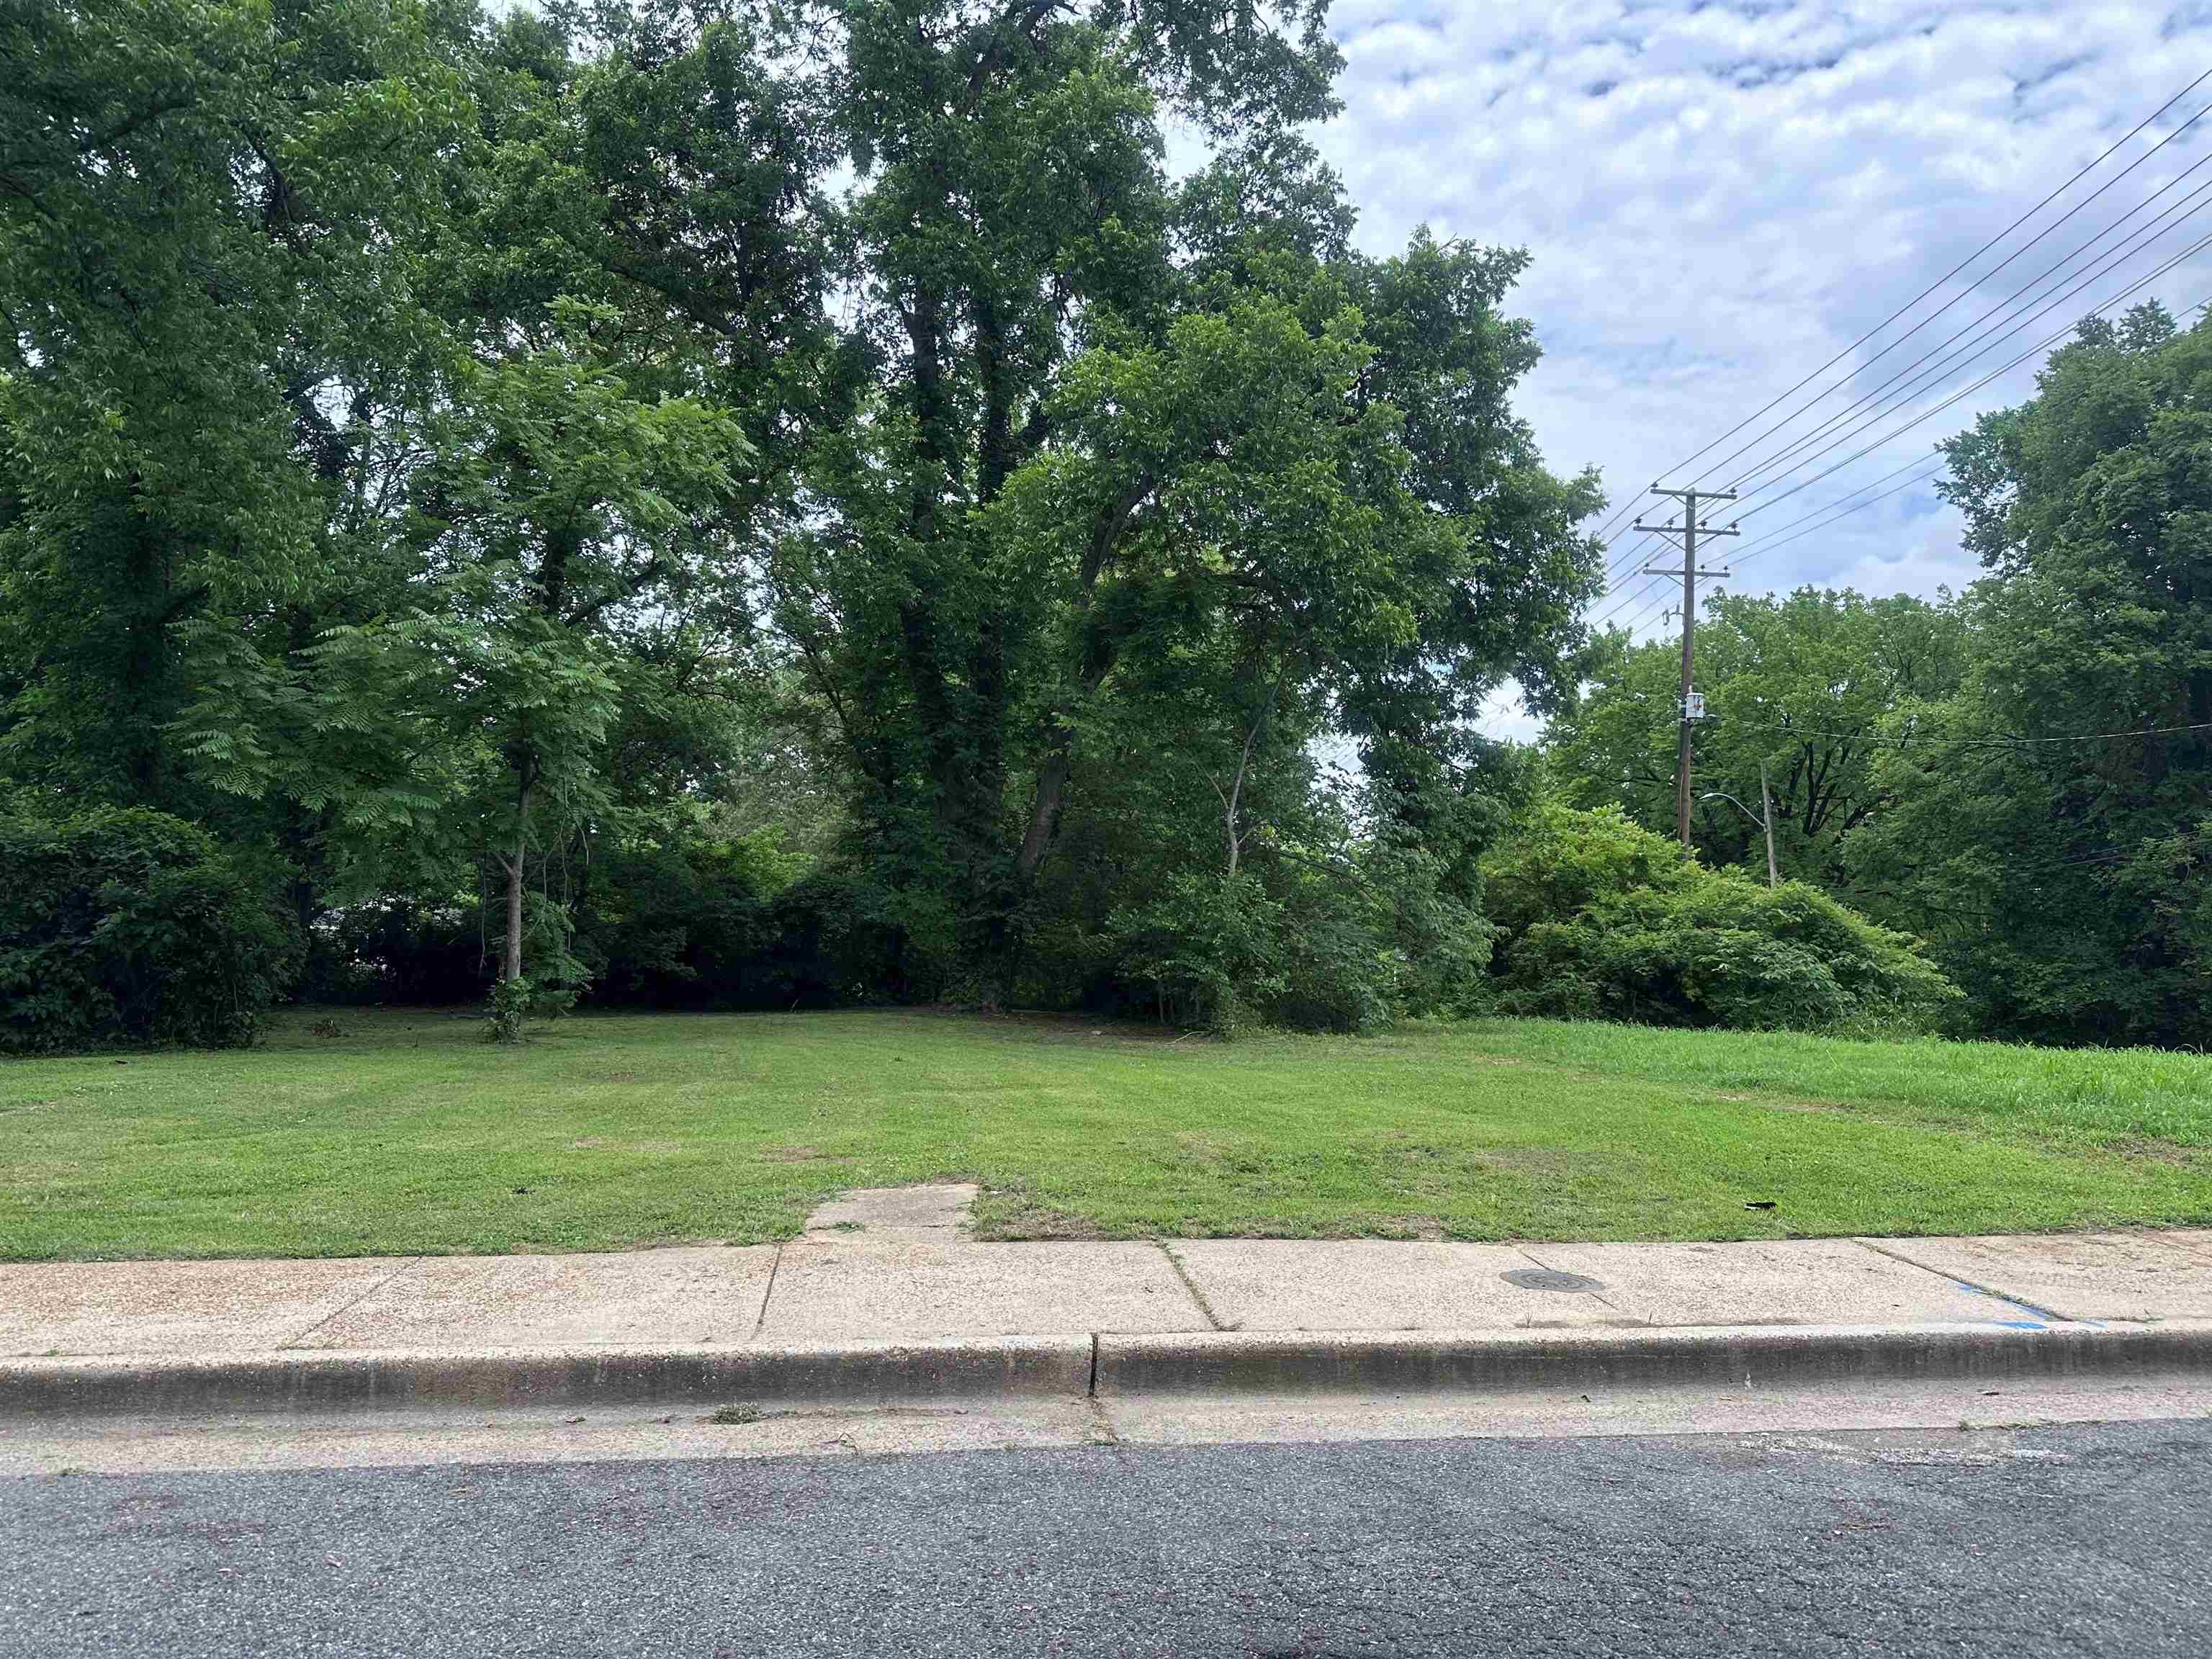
0,1259 -> 410,1357
295,1248 -> 779,1350
1519,1239 -> 2038,1327
757,1241 -> 1202,1339
1166,1240 -> 1638,1331
1863,1233 -> 2212,1322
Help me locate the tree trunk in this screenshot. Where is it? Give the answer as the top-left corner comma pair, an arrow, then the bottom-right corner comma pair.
1220,684 -> 1277,878
503,768 -> 532,984
1013,477 -> 1148,884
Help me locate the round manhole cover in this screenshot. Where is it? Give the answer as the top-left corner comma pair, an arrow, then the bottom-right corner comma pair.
1501,1267 -> 1604,1294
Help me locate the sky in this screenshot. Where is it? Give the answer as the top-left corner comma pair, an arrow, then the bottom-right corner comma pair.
1298,1 -> 2212,737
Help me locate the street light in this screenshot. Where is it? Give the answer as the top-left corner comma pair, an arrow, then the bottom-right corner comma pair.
1699,759 -> 1779,889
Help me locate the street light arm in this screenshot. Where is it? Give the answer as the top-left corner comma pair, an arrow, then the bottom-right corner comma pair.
1699,790 -> 1764,828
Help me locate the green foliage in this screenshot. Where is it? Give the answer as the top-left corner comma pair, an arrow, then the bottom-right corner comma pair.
1547,588 -> 1969,886
1484,805 -> 1957,1033
0,1 -> 1606,1036
763,869 -> 958,1007
1482,801 -> 1698,943
0,805 -> 294,1052
1501,877 -> 1960,1034
1846,305 -> 2212,1046
1106,871 -> 1286,1033
572,830 -> 798,1008
482,976 -> 532,1045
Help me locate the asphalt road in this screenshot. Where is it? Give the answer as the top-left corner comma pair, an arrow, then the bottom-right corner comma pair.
3,1419 -> 2207,1658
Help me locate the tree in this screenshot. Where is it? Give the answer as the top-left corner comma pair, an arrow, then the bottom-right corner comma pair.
331,332 -> 747,1000
1549,588 -> 1968,887
0,0 -> 1610,1041
772,4 -> 1600,989
1847,305 -> 2212,1046
0,0 -> 467,820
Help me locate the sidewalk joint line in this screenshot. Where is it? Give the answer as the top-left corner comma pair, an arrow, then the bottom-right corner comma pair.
752,1242 -> 787,1339
280,1256 -> 423,1350
1087,1332 -> 1100,1398
1155,1241 -> 1229,1331
1852,1238 -> 2069,1323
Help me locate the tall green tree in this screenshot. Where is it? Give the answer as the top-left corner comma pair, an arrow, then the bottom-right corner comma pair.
331,336 -> 746,994
0,0 -> 468,818
770,2 -> 1599,987
1848,305 -> 2212,1046
1550,588 -> 1969,885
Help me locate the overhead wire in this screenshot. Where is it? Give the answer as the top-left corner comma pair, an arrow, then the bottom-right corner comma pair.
1609,458 -> 1953,634
1578,73 -> 2212,577
1720,163 -> 2212,497
1731,243 -> 2212,526
1720,194 -> 2212,511
1595,453 -> 1948,634
1582,68 -> 2212,644
1666,66 -> 2212,489
1686,86 -> 2212,491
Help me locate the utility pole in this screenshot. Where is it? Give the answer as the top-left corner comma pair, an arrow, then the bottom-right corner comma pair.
1758,757 -> 1779,889
1632,485 -> 1739,844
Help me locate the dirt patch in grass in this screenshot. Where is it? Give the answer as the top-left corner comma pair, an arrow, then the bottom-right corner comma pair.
971,1187 -> 1118,1241
1377,1213 -> 1450,1241
2095,1136 -> 2206,1169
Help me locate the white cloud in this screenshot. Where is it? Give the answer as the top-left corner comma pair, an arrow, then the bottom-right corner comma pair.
1314,1 -> 2212,700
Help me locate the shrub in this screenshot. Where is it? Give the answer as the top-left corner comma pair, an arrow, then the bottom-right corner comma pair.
1483,807 -> 1958,1033
0,806 -> 295,1051
761,868 -> 956,1007
1105,871 -> 1285,1033
302,900 -> 492,1005
1481,801 -> 1697,945
571,832 -> 788,1008
482,976 -> 532,1043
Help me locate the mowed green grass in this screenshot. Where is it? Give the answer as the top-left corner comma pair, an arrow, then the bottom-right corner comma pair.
3,1007 -> 2208,1259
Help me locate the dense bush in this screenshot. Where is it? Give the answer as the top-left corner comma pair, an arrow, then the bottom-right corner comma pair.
1100,861 -> 1456,1036
1105,871 -> 1287,1033
571,835 -> 787,1009
1485,805 -> 1958,1033
0,806 -> 295,1051
301,901 -> 493,1006
1482,801 -> 1699,940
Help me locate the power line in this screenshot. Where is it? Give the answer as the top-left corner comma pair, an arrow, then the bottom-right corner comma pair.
1689,88 -> 2212,491
1723,461 -> 1948,581
1725,189 -> 2212,506
1732,244 -> 2212,526
1603,456 -> 1948,634
1583,70 -> 2212,631
1722,165 -> 2212,497
1609,267 -> 2212,634
1665,66 -> 2212,489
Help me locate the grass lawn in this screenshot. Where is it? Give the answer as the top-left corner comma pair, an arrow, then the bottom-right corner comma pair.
4,1007 -> 2209,1259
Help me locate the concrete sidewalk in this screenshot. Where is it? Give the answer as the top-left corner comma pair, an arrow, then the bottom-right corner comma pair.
5,1212 -> 2211,1416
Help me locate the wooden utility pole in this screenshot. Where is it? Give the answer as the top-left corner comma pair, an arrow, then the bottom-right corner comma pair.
1758,757 -> 1779,888
1632,486 -> 1739,844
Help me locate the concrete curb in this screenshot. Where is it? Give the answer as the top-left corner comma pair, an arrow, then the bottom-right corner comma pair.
0,1336 -> 1093,1419
5,1321 -> 2208,1419
1094,1320 -> 2212,1396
